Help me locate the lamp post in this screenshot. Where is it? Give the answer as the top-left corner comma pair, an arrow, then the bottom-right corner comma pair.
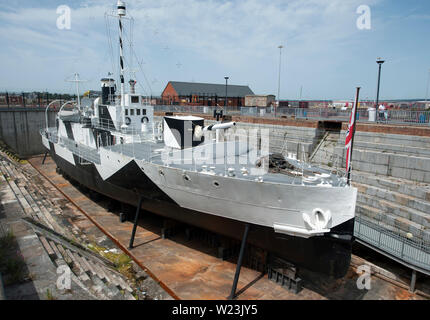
224,76 -> 229,114
375,58 -> 385,109
276,45 -> 284,116
425,69 -> 430,104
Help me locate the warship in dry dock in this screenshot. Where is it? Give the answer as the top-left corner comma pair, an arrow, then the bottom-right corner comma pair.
41,1 -> 357,279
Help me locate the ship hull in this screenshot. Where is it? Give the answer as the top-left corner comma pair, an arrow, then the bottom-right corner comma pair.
48,143 -> 353,279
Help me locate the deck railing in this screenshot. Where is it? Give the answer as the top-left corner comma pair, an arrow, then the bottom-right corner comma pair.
154,105 -> 430,126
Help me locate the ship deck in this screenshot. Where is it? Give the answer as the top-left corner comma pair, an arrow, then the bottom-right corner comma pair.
22,154 -> 429,300
45,126 -> 347,187
105,140 -> 346,187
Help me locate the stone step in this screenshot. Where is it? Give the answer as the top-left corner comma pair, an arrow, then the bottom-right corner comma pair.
21,170 -> 62,209
39,235 -> 56,258
1,161 -> 44,219
347,146 -> 430,167
356,204 -> 409,236
108,272 -> 133,293
20,185 -> 56,230
7,162 -> 50,202
90,275 -> 115,300
55,243 -> 74,266
45,237 -> 130,299
357,191 -> 430,228
352,170 -> 430,203
72,251 -> 90,274
355,204 -> 430,243
92,262 -> 112,283
88,271 -> 133,300
345,130 -> 430,149
65,248 -> 91,282
0,161 -> 33,216
335,147 -> 430,183
103,269 -> 121,287
4,161 -> 69,235
81,257 -> 132,294
348,140 -> 430,158
48,239 -> 64,262
354,182 -> 430,227
357,194 -> 430,238
79,256 -> 97,276
8,162 -> 63,213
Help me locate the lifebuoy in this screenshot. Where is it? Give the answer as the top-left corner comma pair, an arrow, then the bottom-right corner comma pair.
125,117 -> 131,125
141,116 -> 149,123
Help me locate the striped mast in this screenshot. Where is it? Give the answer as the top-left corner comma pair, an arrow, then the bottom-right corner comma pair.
345,87 -> 360,185
117,1 -> 127,129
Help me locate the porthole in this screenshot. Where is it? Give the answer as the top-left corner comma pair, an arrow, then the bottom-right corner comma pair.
213,181 -> 220,188
183,174 -> 191,181
159,169 -> 164,176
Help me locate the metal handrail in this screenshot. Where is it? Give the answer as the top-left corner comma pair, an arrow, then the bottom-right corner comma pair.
154,105 -> 430,125
45,99 -> 63,130
354,215 -> 430,273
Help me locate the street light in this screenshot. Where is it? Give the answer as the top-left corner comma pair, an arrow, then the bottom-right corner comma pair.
224,76 -> 229,113
277,45 -> 284,116
425,69 -> 430,104
375,57 -> 385,108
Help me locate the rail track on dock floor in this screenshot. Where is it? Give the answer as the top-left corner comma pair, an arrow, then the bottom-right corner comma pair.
26,154 -> 428,300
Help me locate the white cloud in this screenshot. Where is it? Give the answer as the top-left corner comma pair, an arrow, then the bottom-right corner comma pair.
0,0 -> 397,99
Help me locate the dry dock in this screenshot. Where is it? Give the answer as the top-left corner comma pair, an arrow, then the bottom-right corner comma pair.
2,154 -> 420,300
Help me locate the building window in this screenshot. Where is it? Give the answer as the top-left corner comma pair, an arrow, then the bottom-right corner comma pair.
130,109 -> 135,116
125,109 -> 128,116
136,109 -> 141,116
142,109 -> 147,115
131,96 -> 139,103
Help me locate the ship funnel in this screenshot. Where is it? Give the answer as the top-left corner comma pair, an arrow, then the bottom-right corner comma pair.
129,79 -> 136,94
117,1 -> 126,16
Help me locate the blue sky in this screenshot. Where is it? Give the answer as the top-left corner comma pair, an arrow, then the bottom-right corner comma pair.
1,0 -> 429,100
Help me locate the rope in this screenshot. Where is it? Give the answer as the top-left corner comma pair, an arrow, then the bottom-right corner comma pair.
104,13 -> 117,80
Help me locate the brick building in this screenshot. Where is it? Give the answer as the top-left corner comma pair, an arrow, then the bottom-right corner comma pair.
161,81 -> 254,106
245,95 -> 275,107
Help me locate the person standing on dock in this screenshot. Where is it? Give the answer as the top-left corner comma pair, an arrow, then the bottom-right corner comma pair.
378,104 -> 386,123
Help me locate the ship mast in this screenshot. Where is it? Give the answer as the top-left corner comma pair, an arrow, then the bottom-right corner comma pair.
66,73 -> 86,112
117,1 -> 127,129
